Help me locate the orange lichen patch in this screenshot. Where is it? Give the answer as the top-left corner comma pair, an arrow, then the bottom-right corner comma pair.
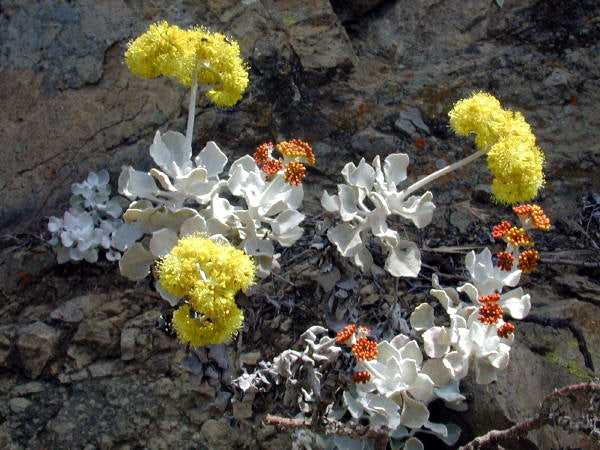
336,324 -> 358,344
352,337 -> 378,361
478,293 -> 501,304
492,221 -> 512,239
353,371 -> 372,384
261,159 -> 283,175
518,248 -> 540,273
505,227 -> 534,247
497,322 -> 516,338
277,139 -> 316,166
414,138 -> 426,148
283,161 -> 306,185
496,251 -> 514,271
253,142 -> 273,164
478,303 -> 504,325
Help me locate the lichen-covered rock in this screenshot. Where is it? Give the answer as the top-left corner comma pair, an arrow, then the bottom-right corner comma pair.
16,322 -> 62,379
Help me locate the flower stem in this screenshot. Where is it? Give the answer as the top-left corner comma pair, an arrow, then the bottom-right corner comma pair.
402,145 -> 490,198
185,66 -> 199,150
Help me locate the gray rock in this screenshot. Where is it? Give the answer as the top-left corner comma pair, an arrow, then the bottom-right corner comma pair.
9,397 -> 32,413
16,322 -> 62,379
72,319 -> 120,357
50,294 -> 107,324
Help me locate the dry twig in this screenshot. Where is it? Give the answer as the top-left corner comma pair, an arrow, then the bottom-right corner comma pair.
459,382 -> 600,450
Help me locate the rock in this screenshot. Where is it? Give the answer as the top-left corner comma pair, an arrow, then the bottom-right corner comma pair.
240,351 -> 262,366
0,325 -> 16,368
72,319 -> 120,357
66,344 -> 96,369
350,128 -> 403,161
11,381 -> 45,396
50,294 -> 107,324
232,400 -> 253,420
200,418 -> 239,450
16,322 -> 62,379
9,397 -> 32,413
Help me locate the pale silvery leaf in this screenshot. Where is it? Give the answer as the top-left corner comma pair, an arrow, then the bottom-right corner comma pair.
149,228 -> 179,257
352,246 -> 374,272
403,437 -> 424,450
327,223 -> 363,257
398,340 -> 423,367
155,281 -> 181,307
383,153 -> 410,187
268,209 -> 304,237
194,141 -> 227,178
399,393 -> 429,428
343,390 -> 364,419
118,167 -> 160,200
179,215 -> 207,236
387,191 -> 435,229
321,191 -> 340,212
385,240 -> 421,277
123,202 -> 198,234
341,158 -> 375,190
410,303 -> 434,331
500,288 -> 531,319
111,221 -> 144,251
364,393 -> 402,430
119,243 -> 156,280
465,248 -> 521,292
443,351 -> 469,381
338,184 -> 362,222
422,326 -> 451,358
407,373 -> 435,401
421,358 -> 451,387
149,130 -> 192,178
48,216 -> 63,233
105,198 -> 123,218
243,237 -> 274,278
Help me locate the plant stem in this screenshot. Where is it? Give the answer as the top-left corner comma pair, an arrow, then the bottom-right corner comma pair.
402,145 -> 490,198
185,66 -> 199,150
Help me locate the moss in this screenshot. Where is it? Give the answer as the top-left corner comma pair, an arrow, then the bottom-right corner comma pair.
541,351 -> 594,381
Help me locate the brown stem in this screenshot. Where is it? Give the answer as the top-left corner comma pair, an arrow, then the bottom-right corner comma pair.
459,382 -> 600,449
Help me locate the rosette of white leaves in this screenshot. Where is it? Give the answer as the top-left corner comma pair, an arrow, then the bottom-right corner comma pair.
117,131 -> 228,285
342,334 -> 461,448
119,130 -> 227,208
322,154 -> 435,277
48,170 -> 143,264
413,248 -> 531,386
227,155 -> 305,277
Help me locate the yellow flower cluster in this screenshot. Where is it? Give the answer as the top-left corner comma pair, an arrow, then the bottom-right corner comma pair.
157,234 -> 255,347
448,92 -> 545,204
124,21 -> 249,107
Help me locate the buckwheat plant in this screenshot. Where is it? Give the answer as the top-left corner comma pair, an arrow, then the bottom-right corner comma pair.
117,22 -> 314,303
323,92 -> 545,277
48,170 -> 143,263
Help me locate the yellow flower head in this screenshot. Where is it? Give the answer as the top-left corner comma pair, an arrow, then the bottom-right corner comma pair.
157,234 -> 255,347
124,21 -> 249,106
448,92 -> 545,204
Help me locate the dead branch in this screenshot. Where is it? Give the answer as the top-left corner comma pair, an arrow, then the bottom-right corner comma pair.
459,382 -> 600,450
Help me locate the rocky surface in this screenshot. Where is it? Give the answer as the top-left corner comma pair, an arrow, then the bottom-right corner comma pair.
1,0 -> 599,448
